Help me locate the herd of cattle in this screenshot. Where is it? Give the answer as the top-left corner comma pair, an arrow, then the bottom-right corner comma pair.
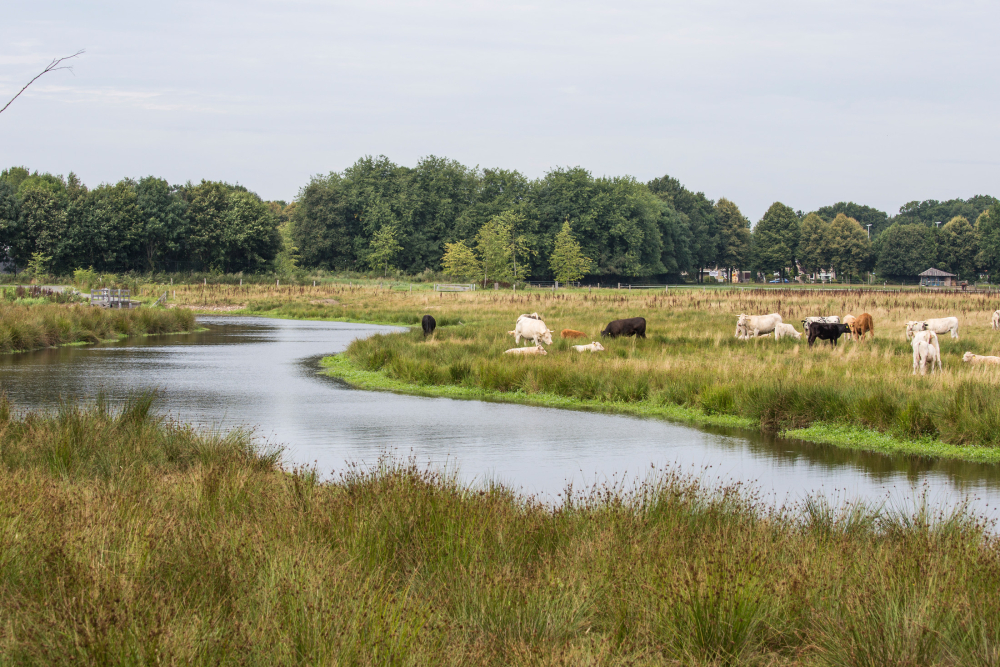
420,307 -> 1000,375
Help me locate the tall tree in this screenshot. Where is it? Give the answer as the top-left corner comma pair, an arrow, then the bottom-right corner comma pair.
751,202 -> 800,282
815,202 -> 888,237
648,175 -> 717,282
549,220 -> 591,284
797,213 -> 831,277
977,204 -> 1000,279
441,240 -> 481,281
875,224 -> 933,280
475,214 -> 513,285
827,214 -> 871,281
938,216 -> 978,280
715,198 -> 750,282
367,224 -> 402,277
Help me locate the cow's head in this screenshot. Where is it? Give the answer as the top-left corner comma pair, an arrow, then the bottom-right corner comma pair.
540,330 -> 554,345
963,351 -> 975,363
592,342 -> 605,351
536,344 -> 548,355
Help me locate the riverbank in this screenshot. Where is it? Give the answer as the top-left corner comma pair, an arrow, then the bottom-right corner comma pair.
2,396 -> 998,664
322,353 -> 1000,463
0,302 -> 196,354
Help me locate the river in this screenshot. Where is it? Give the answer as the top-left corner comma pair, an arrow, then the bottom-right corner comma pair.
3,315 -> 999,520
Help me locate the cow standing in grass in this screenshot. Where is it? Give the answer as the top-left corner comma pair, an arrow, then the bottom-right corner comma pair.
992,310 -> 1000,330
773,322 -> 801,340
912,330 -> 942,375
601,317 -> 646,339
736,313 -> 782,340
906,317 -> 959,341
421,315 -> 436,338
807,322 -> 852,347
850,313 -> 874,342
509,314 -> 554,346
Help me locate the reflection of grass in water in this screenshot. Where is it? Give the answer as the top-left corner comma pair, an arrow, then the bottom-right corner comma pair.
174,282 -> 1000,457
3,400 -> 998,664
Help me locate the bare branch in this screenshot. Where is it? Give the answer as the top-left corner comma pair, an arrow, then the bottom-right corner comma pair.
0,50 -> 85,116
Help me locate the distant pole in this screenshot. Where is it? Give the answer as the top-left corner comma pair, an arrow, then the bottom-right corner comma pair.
866,224 -> 872,239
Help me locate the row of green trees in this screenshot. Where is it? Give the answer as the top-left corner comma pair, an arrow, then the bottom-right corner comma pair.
0,167 -> 285,275
2,158 -> 997,282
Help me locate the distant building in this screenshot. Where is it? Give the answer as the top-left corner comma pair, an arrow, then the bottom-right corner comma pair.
918,268 -> 957,287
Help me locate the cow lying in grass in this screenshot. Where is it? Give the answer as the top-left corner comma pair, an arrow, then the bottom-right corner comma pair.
963,352 -> 1000,365
912,330 -> 941,375
504,344 -> 547,356
561,329 -> 586,339
773,322 -> 801,340
906,317 -> 959,340
572,341 -> 605,352
736,313 -> 782,340
807,322 -> 852,347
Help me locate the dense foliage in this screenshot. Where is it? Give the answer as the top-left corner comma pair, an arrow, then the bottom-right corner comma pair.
3,160 -> 998,282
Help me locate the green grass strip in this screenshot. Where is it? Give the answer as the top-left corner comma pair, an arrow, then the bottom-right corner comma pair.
321,354 -> 1000,464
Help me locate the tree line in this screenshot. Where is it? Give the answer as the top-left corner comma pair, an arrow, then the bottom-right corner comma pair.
2,158 -> 998,282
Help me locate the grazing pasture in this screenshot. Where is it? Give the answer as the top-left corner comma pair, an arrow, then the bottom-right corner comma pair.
163,281 -> 1000,455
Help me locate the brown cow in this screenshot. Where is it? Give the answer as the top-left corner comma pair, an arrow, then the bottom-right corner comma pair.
561,329 -> 587,339
851,313 -> 874,341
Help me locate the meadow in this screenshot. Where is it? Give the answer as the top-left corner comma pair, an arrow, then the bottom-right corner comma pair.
2,394 -> 1000,665
153,281 -> 1000,460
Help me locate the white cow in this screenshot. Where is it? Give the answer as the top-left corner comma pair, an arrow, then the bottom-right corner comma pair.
509,315 -> 554,346
911,330 -> 942,375
736,313 -> 783,340
504,344 -> 547,356
802,316 -> 840,330
906,317 -> 959,340
773,322 -> 801,340
963,352 -> 1000,365
992,310 -> 1000,330
572,341 -> 606,352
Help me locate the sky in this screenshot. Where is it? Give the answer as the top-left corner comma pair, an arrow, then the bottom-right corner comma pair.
1,0 -> 998,222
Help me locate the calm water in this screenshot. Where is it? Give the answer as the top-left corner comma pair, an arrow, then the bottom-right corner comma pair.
3,316 -> 1000,520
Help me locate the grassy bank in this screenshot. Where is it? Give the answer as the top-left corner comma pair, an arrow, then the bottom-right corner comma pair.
0,302 -> 195,353
1,397 -> 999,664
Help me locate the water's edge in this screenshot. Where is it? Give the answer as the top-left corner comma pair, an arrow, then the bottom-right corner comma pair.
320,353 -> 1000,464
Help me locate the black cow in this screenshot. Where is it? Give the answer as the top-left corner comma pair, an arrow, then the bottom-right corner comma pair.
807,322 -> 852,347
421,314 -> 436,338
601,317 -> 646,339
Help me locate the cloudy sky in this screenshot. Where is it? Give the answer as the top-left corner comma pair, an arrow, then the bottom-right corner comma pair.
1,0 -> 997,221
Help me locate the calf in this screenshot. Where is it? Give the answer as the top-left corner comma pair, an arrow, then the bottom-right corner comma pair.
421,314 -> 436,338
572,341 -> 606,352
601,317 -> 646,339
963,351 -> 1000,365
807,322 -> 852,347
911,330 -> 941,375
561,329 -> 587,339
851,313 -> 874,342
992,310 -> 1000,330
504,344 -> 547,356
773,322 -> 801,340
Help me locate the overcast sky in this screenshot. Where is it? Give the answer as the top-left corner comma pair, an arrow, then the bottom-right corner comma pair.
1,0 -> 998,221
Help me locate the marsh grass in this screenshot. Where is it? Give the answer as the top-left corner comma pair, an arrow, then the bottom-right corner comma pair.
0,302 -> 195,354
1,396 -> 1000,664
213,283 -> 1000,454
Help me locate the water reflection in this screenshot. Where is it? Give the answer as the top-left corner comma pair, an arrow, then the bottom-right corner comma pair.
1,316 -> 998,520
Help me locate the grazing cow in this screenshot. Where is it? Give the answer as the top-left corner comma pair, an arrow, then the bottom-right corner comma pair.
992,310 -> 1000,330
773,322 -> 801,340
807,322 -> 852,347
963,351 -> 1000,365
510,315 -> 554,346
504,344 -> 547,356
572,341 -> 606,352
802,316 -> 840,331
906,317 -> 959,340
736,313 -> 783,340
561,329 -> 587,339
911,330 -> 941,375
421,314 -> 436,338
850,313 -> 875,342
601,317 -> 646,339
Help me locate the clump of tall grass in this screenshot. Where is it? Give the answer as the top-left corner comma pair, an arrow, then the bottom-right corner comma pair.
0,302 -> 194,353
2,408 -> 998,664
